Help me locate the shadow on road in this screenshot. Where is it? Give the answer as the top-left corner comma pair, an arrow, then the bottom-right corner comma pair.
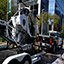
35,48 -> 64,64
35,53 -> 60,64
55,48 -> 64,55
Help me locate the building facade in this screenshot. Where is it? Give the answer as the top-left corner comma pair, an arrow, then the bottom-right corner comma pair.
42,0 -> 64,32
48,0 -> 64,31
21,0 -> 64,33
55,0 -> 64,31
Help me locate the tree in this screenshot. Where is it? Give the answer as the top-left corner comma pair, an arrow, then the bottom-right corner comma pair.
0,0 -> 7,21
60,24 -> 64,34
0,0 -> 17,21
36,12 -> 52,26
36,13 -> 44,34
51,13 -> 60,30
0,0 -> 17,42
36,12 -> 60,34
36,12 -> 51,34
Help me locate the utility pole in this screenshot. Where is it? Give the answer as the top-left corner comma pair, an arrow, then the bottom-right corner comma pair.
6,0 -> 9,48
38,0 -> 41,15
7,0 -> 8,22
37,0 -> 41,34
6,0 -> 11,48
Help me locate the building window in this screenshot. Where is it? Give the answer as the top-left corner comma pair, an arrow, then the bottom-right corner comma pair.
23,19 -> 26,26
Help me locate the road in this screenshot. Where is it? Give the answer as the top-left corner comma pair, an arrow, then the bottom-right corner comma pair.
35,45 -> 64,64
0,43 -> 64,64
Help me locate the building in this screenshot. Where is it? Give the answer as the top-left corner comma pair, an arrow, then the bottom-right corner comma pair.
20,0 -> 64,33
55,0 -> 64,31
48,0 -> 64,31
41,0 -> 64,32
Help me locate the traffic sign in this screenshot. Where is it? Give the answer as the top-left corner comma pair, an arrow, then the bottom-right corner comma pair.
8,0 -> 11,13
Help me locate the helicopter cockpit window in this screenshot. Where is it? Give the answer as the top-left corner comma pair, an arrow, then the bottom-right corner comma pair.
23,19 -> 26,26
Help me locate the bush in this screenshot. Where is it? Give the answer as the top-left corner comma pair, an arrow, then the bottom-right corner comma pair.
60,31 -> 63,34
0,37 -> 6,42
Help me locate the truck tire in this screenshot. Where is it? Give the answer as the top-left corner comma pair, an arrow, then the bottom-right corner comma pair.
21,57 -> 31,64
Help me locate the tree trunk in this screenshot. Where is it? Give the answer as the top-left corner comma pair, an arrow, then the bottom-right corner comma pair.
41,23 -> 43,35
37,23 -> 39,34
52,24 -> 54,31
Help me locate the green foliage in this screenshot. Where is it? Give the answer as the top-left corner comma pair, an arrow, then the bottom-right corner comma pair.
36,12 -> 51,26
36,12 -> 60,29
42,12 -> 50,24
60,30 -> 63,34
0,0 -> 7,20
36,15 -> 41,26
0,0 -> 17,21
0,37 -> 6,42
60,24 -> 64,34
28,13 -> 34,24
51,14 -> 60,29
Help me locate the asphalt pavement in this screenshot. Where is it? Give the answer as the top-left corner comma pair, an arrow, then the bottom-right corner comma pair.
35,44 -> 64,64
0,40 -> 64,64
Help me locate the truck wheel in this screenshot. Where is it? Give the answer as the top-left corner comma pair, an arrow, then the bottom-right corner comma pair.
21,57 -> 31,64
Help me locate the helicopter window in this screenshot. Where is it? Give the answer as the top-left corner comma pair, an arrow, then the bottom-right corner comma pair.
20,8 -> 29,16
23,19 -> 26,26
25,9 -> 29,16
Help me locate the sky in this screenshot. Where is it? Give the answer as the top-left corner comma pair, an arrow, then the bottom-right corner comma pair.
48,0 -> 55,15
48,0 -> 55,24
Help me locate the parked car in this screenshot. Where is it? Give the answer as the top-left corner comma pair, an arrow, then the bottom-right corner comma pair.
39,31 -> 63,53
